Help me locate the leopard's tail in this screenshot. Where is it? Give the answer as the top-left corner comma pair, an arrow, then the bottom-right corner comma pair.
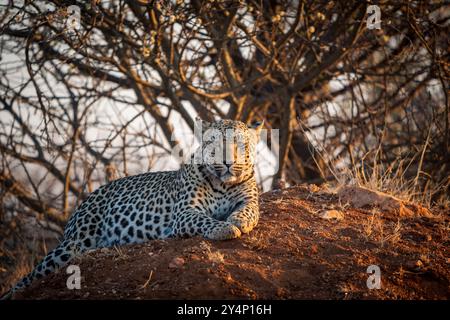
1,239 -> 81,300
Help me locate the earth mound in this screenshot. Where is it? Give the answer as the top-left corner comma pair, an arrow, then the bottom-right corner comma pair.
14,185 -> 449,299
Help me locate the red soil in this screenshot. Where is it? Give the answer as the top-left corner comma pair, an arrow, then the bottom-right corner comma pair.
13,185 -> 450,299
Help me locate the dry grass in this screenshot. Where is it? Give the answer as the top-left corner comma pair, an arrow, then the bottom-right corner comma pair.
0,205 -> 64,295
207,250 -> 225,264
346,155 -> 434,207
0,245 -> 36,294
362,210 -> 402,247
112,245 -> 129,260
199,241 -> 225,264
139,270 -> 154,289
0,213 -> 56,295
381,219 -> 402,247
243,230 -> 271,251
301,120 -> 449,209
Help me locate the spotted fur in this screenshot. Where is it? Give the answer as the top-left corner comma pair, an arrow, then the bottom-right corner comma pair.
2,119 -> 263,298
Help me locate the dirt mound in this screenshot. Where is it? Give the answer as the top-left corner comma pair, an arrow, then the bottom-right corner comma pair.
13,185 -> 450,299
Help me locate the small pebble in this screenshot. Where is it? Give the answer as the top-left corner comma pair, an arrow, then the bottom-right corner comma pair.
169,257 -> 185,268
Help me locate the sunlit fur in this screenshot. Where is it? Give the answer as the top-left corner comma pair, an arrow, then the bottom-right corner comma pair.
196,120 -> 261,184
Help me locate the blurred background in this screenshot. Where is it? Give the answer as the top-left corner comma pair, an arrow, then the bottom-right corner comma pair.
0,0 -> 448,292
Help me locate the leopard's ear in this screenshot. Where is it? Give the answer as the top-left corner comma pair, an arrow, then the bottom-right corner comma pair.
248,120 -> 264,135
194,117 -> 212,140
195,116 -> 212,131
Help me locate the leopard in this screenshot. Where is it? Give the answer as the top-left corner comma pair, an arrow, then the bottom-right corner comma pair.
1,119 -> 263,299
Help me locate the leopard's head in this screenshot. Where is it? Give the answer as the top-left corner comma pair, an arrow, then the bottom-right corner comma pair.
194,119 -> 263,184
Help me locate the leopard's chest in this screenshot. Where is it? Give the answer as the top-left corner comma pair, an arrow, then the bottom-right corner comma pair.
209,195 -> 234,220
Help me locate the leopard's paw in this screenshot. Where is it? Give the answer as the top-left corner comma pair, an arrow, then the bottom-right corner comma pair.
205,223 -> 241,240
227,217 -> 255,234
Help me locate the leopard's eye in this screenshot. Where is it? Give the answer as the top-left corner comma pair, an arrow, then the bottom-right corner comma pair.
203,133 -> 216,143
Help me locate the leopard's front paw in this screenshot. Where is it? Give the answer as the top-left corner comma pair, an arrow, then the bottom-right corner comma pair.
227,216 -> 256,234
205,223 -> 241,240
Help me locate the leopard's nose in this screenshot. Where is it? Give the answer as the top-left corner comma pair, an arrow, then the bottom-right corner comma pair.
223,164 -> 232,173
